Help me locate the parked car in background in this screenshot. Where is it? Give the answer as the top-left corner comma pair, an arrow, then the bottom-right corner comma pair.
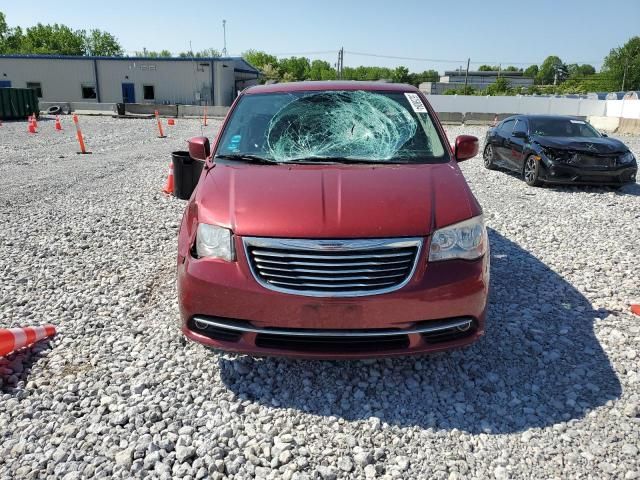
483,115 -> 637,187
176,81 -> 489,359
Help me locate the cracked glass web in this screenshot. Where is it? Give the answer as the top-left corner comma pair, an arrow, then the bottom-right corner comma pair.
266,91 -> 418,162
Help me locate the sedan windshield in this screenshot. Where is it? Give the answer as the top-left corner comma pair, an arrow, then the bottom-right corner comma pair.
530,118 -> 601,138
215,90 -> 447,164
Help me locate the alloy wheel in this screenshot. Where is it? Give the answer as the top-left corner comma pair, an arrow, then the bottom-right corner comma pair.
483,145 -> 495,169
524,157 -> 537,183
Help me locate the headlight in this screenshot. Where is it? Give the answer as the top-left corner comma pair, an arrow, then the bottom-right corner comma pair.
619,151 -> 636,165
542,148 -> 571,163
195,224 -> 235,261
429,215 -> 487,262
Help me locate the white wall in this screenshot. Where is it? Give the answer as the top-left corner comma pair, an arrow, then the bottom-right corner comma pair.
97,59 -> 213,105
606,100 -> 640,119
426,95 -> 608,117
0,57 -> 254,106
0,57 -> 96,102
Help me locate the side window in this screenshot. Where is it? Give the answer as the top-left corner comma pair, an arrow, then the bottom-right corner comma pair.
26,82 -> 43,98
513,119 -> 528,135
143,85 -> 155,101
499,120 -> 515,134
81,84 -> 97,99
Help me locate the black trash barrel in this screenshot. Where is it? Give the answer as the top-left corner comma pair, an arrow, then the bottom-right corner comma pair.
172,151 -> 204,200
116,103 -> 125,116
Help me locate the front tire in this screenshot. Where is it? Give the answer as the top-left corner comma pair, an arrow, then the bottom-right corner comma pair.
523,155 -> 542,187
483,144 -> 496,170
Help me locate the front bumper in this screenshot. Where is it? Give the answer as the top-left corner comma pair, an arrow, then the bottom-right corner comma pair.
540,159 -> 637,185
177,236 -> 489,359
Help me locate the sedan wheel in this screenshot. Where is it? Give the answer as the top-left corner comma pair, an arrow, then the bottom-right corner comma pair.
483,145 -> 496,170
523,155 -> 542,187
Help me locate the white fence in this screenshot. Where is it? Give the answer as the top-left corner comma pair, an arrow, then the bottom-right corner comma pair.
426,95 -> 640,119
606,100 -> 640,119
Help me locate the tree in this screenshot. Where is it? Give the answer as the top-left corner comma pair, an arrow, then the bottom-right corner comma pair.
485,77 -> 512,95
0,12 -> 23,54
603,36 -> 640,91
135,49 -> 172,57
391,66 -> 410,83
278,56 -> 310,81
196,48 -> 221,57
567,63 -> 596,78
260,64 -> 280,82
242,49 -> 278,69
478,65 -> 499,71
308,59 -> 336,80
537,56 -> 567,85
20,23 -> 85,55
0,12 -> 123,56
408,69 -> 438,87
83,29 -> 123,56
524,65 -> 539,79
0,11 -> 7,42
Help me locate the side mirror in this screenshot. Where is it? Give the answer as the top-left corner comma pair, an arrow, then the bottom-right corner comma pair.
601,132 -> 608,137
188,136 -> 210,161
512,131 -> 528,139
454,135 -> 479,162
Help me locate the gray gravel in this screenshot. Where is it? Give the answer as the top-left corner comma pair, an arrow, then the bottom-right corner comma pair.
1,116 -> 639,479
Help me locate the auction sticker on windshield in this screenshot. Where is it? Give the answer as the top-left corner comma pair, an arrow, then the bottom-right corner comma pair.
404,93 -> 428,113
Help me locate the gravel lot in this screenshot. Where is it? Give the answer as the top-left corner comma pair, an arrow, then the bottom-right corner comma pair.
1,115 -> 639,480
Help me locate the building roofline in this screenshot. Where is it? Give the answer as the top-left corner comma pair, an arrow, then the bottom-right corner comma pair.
443,70 -> 527,77
0,53 -> 257,66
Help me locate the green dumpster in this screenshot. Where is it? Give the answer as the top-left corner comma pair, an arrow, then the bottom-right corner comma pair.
0,88 -> 40,120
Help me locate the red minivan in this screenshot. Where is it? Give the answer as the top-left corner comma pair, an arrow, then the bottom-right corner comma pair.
177,81 -> 489,359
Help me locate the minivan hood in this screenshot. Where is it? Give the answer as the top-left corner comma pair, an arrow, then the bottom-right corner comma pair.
532,136 -> 628,154
195,162 -> 479,238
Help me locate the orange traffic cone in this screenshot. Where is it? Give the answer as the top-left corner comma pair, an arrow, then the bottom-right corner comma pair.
162,163 -> 174,194
168,118 -> 175,126
28,117 -> 36,134
0,325 -> 57,357
32,114 -> 38,129
55,115 -> 62,131
632,304 -> 640,316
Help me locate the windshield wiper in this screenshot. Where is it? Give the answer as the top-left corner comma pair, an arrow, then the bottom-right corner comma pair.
285,157 -> 387,164
215,154 -> 280,164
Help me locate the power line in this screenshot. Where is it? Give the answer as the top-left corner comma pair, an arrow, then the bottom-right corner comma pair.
344,50 -> 603,67
271,50 -> 337,57
345,50 -> 467,64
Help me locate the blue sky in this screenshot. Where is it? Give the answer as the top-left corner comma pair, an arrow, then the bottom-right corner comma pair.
3,0 -> 639,73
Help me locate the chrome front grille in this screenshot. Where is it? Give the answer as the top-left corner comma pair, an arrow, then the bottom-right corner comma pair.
243,237 -> 422,297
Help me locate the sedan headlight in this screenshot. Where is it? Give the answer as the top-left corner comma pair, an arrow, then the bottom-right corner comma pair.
195,224 -> 235,261
619,151 -> 636,165
429,215 -> 487,262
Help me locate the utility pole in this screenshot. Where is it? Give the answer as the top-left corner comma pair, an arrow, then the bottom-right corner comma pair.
621,60 -> 628,91
337,47 -> 344,79
463,58 -> 470,95
222,20 -> 228,56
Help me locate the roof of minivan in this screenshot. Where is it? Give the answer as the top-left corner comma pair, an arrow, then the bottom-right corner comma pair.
244,81 -> 419,94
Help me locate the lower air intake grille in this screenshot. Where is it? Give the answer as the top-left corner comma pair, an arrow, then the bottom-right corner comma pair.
255,333 -> 409,352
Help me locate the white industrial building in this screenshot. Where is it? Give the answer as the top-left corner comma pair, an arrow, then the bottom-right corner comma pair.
0,54 -> 261,106
420,70 -> 535,95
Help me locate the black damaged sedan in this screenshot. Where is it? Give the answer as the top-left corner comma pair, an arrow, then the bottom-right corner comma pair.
483,115 -> 637,187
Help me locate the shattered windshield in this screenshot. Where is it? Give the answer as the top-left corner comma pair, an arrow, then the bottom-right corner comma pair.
215,90 -> 447,164
530,118 -> 601,138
